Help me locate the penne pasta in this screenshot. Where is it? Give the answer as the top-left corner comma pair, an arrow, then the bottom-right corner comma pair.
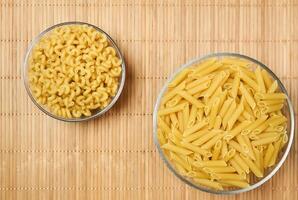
169,68 -> 191,88
177,90 -> 205,108
255,67 -> 266,93
239,83 -> 256,109
261,69 -> 273,89
162,143 -> 193,155
157,56 -> 288,190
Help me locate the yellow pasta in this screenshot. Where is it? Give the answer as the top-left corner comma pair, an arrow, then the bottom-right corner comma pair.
255,67 -> 266,93
157,56 -> 288,190
177,90 -> 204,108
168,68 -> 191,88
239,83 -> 256,109
28,25 -> 122,118
162,143 -> 193,155
187,105 -> 197,128
158,103 -> 186,116
227,99 -> 244,130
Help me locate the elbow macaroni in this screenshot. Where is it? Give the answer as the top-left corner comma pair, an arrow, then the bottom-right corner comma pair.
28,25 -> 122,118
157,56 -> 288,190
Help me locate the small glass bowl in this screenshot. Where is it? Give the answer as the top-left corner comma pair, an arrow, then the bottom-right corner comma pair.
153,52 -> 295,194
22,22 -> 126,122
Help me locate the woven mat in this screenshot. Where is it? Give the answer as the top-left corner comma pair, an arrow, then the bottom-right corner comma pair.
0,0 -> 297,199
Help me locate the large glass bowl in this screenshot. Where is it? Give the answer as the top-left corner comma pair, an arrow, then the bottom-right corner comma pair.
153,52 -> 295,194
22,22 -> 126,122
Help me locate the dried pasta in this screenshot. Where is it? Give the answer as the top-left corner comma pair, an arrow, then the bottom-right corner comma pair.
157,56 -> 288,190
28,25 -> 122,118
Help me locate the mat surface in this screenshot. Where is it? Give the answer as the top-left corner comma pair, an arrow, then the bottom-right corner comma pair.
0,0 -> 297,199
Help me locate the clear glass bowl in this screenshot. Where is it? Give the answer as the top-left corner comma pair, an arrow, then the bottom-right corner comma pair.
22,22 -> 126,122
153,52 -> 295,194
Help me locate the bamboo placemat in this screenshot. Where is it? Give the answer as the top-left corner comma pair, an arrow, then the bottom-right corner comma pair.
0,0 -> 297,199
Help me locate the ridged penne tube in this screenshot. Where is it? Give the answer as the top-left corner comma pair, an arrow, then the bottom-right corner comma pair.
218,97 -> 233,118
158,103 -> 186,116
254,93 -> 287,100
236,135 -> 250,155
262,104 -> 284,113
169,113 -> 179,128
224,120 -> 251,141
193,160 -> 227,168
241,115 -> 268,135
183,118 -> 208,136
221,140 -> 228,159
267,80 -> 278,93
208,98 -> 221,129
223,148 -> 236,162
191,58 -> 218,74
162,81 -> 186,104
230,74 -> 240,98
268,116 -> 287,127
192,130 -> 219,146
257,131 -> 280,139
183,103 -> 190,130
171,126 -> 183,140
228,140 -> 249,157
182,128 -> 208,143
202,71 -> 226,97
177,90 -> 204,108
193,178 -> 223,190
186,74 -> 215,89
243,134 -> 256,160
187,80 -> 211,95
187,105 -> 197,128
227,100 -> 244,130
157,129 -> 167,145
239,83 -> 256,109
177,111 -> 184,132
212,140 -> 222,160
205,166 -> 236,173
221,58 -> 250,67
241,111 -> 254,122
166,95 -> 182,107
257,100 -> 284,107
201,134 -> 224,149
222,100 -> 237,129
170,152 -> 192,171
162,143 -> 193,155
205,87 -> 222,115
168,68 -> 191,88
233,154 -> 250,173
240,154 -> 263,177
255,67 -> 266,93
264,143 -> 274,168
268,137 -> 283,167
180,141 -> 212,157
195,61 -> 223,77
158,117 -> 171,134
174,162 -> 187,176
229,159 -> 246,176
251,135 -> 280,146
239,70 -> 259,91
214,116 -> 222,129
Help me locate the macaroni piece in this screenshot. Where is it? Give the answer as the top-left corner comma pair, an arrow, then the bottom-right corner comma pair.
157,57 -> 288,190
28,25 -> 122,118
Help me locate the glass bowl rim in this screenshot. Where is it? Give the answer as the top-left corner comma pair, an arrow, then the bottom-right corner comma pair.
22,21 -> 126,122
153,52 -> 295,195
